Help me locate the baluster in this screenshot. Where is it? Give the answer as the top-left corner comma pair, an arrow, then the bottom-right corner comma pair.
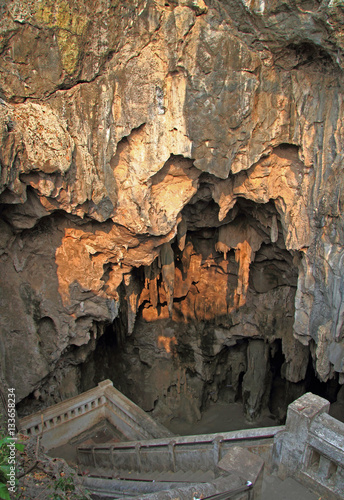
110,445 -> 115,469
168,440 -> 176,472
91,446 -> 96,468
334,465 -> 344,490
317,454 -> 332,481
213,435 -> 223,467
135,442 -> 142,472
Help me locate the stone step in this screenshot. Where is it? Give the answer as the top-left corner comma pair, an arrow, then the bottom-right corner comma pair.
152,469 -> 216,482
82,476 -> 204,499
84,467 -> 216,483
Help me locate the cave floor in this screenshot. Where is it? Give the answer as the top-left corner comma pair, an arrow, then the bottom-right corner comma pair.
165,398 -> 344,437
48,419 -> 125,466
166,401 -> 278,436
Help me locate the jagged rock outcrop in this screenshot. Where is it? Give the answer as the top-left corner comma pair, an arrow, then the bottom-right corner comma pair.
1,0 -> 344,422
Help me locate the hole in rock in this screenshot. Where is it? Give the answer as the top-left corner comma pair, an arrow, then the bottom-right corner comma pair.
68,193 -> 343,435
15,181 -> 343,433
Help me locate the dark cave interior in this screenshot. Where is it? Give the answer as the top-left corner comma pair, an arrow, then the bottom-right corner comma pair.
16,193 -> 343,430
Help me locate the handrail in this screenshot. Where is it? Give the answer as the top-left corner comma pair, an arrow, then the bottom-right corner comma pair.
19,380 -> 172,448
103,385 -> 172,439
78,425 -> 283,452
77,425 -> 282,476
202,481 -> 252,500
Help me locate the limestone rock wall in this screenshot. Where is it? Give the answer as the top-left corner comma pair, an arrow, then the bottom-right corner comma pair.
1,0 -> 344,413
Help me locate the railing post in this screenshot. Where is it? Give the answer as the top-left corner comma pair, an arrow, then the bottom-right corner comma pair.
213,435 -> 223,467
169,440 -> 176,472
91,445 -> 96,468
272,393 -> 330,479
135,442 -> 142,471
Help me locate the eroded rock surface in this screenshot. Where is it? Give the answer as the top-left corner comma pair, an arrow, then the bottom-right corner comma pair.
1,0 -> 344,422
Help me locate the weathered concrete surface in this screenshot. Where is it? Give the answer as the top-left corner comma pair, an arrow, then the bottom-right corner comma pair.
19,379 -> 172,450
272,392 -> 344,500
0,0 -> 344,418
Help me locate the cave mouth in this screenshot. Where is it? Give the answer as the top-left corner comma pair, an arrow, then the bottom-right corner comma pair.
77,321 -> 343,436
15,193 -> 342,432
71,194 -> 342,434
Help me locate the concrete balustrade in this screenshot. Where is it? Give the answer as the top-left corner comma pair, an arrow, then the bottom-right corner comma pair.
102,384 -> 172,440
77,426 -> 283,475
272,392 -> 344,500
77,433 -> 268,500
19,380 -> 172,450
301,411 -> 344,499
19,388 -> 344,499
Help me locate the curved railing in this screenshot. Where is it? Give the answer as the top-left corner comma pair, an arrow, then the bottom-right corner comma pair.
19,380 -> 172,450
77,425 -> 283,474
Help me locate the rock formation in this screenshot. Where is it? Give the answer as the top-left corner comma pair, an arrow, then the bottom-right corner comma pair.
1,0 -> 344,423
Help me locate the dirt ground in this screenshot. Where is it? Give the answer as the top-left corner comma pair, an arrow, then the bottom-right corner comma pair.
167,401 -> 277,435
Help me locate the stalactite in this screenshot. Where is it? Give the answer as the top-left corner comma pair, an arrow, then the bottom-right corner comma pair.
160,242 -> 175,315
123,273 -> 141,335
234,241 -> 254,308
144,265 -> 151,288
149,258 -> 160,309
271,214 -> 278,243
181,241 -> 194,275
177,216 -> 187,251
216,218 -> 264,308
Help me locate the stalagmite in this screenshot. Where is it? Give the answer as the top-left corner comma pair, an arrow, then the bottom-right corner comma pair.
242,340 -> 271,421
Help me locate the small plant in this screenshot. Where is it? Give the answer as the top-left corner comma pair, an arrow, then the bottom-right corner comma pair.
50,474 -> 75,499
48,472 -> 90,500
0,434 -> 24,500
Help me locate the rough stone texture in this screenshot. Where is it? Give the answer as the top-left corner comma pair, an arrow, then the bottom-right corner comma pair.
1,0 -> 344,420
272,392 -> 344,500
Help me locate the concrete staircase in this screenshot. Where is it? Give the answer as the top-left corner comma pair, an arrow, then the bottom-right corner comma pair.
82,470 -> 219,500
18,383 -> 339,499
19,380 -> 173,450
17,380 -> 274,498
77,432 -> 267,500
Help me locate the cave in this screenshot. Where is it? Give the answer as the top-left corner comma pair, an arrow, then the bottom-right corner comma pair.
13,161 -> 343,432
7,138 -> 343,437
2,3 -> 344,499
1,0 -> 344,456
26,182 -> 336,434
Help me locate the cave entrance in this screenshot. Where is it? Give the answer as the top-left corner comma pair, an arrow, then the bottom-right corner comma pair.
79,322 -> 122,393
51,181 -> 341,435
75,192 -> 313,433
13,148 -> 343,431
